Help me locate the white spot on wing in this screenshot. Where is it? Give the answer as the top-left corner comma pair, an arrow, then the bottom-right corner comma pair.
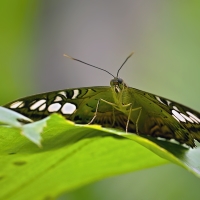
39,104 -> 46,111
54,96 -> 62,102
10,101 -> 24,109
186,111 -> 200,123
166,100 -> 171,106
18,102 -> 25,108
48,103 -> 61,112
189,116 -> 198,123
58,91 -> 67,98
172,110 -> 186,122
180,113 -> 194,123
173,106 -> 180,112
30,99 -> 46,110
61,103 -> 76,114
172,114 -> 180,122
72,89 -> 79,99
156,96 -> 165,105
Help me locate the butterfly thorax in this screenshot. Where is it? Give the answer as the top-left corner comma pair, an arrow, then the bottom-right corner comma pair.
110,77 -> 130,107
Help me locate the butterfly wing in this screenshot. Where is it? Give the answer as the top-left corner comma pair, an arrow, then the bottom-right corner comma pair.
3,87 -> 108,121
4,86 -> 200,147
127,87 -> 200,147
4,87 -> 129,128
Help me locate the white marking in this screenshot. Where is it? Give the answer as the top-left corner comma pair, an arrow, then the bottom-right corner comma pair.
189,116 -> 198,123
72,89 -> 79,99
58,91 -> 67,98
54,96 -> 62,102
172,114 -> 180,122
61,103 -> 76,114
180,113 -> 194,123
18,102 -> 25,108
39,104 -> 46,111
48,103 -> 61,112
173,106 -> 180,112
166,100 -> 171,106
30,99 -> 46,110
156,96 -> 165,105
186,111 -> 200,123
172,110 -> 186,122
10,101 -> 24,109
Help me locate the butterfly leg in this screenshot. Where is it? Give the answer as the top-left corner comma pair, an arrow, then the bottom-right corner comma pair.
122,103 -> 142,133
111,106 -> 115,127
133,107 -> 142,134
88,98 -> 117,125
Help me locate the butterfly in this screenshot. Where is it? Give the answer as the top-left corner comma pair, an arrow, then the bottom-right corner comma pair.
4,52 -> 200,148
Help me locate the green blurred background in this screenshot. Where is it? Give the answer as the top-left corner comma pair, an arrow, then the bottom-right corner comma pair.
1,1 -> 200,200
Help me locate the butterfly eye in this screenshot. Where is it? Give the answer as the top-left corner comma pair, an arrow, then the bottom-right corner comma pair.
118,78 -> 123,84
110,78 -> 124,86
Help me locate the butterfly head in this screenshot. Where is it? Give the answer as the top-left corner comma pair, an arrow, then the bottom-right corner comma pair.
110,77 -> 127,93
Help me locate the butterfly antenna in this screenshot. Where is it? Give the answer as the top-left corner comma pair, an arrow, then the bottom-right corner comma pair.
64,54 -> 115,78
117,52 -> 134,77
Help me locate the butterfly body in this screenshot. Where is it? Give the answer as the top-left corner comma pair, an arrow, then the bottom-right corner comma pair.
4,77 -> 200,148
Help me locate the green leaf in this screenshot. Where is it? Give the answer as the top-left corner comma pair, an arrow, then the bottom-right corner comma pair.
0,113 -> 200,200
0,114 -> 167,200
114,131 -> 200,177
